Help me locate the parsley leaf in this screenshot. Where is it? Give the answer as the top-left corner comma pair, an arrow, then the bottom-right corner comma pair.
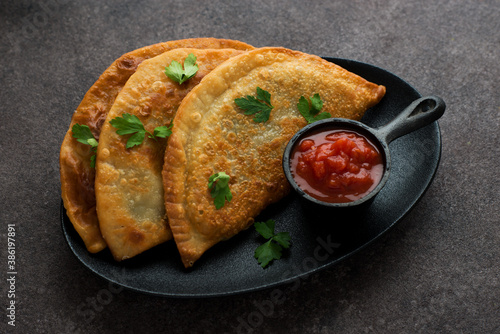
90,154 -> 96,168
254,220 -> 276,239
208,172 -> 233,209
152,120 -> 173,139
164,53 -> 199,85
297,93 -> 331,124
109,113 -> 172,149
72,124 -> 98,168
234,87 -> 274,123
255,239 -> 283,269
254,219 -> 291,268
273,232 -> 291,248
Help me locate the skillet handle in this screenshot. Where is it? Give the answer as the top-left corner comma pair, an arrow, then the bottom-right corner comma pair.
377,96 -> 446,144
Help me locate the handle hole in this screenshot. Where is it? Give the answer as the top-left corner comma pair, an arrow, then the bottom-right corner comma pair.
411,99 -> 437,116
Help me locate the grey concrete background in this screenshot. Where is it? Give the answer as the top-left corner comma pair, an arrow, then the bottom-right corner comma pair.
1,0 -> 499,333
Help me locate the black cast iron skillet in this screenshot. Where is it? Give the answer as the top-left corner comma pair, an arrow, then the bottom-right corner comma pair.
283,96 -> 446,209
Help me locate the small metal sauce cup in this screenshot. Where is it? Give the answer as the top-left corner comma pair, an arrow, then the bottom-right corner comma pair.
283,96 -> 446,210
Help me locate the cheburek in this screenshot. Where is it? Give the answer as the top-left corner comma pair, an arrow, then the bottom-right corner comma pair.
95,48 -> 246,261
163,47 -> 386,268
59,38 -> 254,253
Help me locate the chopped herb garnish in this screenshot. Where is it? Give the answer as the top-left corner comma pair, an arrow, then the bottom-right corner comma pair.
235,87 -> 274,123
297,93 -> 331,124
72,124 -> 98,168
254,219 -> 291,268
164,53 -> 199,84
153,121 -> 174,139
208,172 -> 233,209
109,113 -> 172,149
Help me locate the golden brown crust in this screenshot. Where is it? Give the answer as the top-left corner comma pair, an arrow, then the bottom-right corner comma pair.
162,47 -> 386,267
59,38 -> 254,253
95,48 -> 245,261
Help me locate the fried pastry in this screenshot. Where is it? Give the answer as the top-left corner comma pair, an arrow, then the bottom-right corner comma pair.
163,47 -> 386,267
95,48 -> 245,261
59,38 -> 254,253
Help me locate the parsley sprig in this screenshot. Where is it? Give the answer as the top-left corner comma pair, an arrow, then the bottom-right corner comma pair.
254,219 -> 291,268
208,172 -> 233,209
109,113 -> 173,149
164,53 -> 199,85
72,124 -> 98,168
297,93 -> 331,124
235,87 -> 274,123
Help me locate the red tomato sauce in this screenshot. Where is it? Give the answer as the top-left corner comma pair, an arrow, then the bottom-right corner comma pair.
290,129 -> 384,203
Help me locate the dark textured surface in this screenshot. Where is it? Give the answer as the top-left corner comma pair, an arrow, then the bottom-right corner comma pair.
1,1 -> 499,333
